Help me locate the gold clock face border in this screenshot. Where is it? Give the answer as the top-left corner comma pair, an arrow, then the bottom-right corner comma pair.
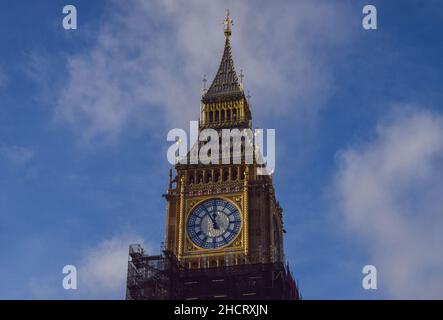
185,195 -> 243,253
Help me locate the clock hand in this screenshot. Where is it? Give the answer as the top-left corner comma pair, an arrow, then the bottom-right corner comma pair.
211,213 -> 219,230
204,208 -> 216,224
205,210 -> 215,223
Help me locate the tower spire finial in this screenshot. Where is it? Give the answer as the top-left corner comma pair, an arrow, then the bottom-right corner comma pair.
223,9 -> 233,37
201,74 -> 207,95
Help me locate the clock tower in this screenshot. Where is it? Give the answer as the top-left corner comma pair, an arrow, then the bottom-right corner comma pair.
126,10 -> 299,300
165,10 -> 283,269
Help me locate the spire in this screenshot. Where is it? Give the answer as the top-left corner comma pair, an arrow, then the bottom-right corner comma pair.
202,9 -> 243,103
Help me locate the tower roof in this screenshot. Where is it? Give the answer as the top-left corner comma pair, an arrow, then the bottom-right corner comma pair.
202,10 -> 243,103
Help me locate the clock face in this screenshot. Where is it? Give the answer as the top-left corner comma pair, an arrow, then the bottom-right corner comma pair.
187,199 -> 241,249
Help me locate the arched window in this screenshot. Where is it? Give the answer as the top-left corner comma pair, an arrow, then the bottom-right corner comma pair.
209,111 -> 213,122
232,168 -> 238,181
214,170 -> 220,182
197,171 -> 203,184
223,169 -> 229,181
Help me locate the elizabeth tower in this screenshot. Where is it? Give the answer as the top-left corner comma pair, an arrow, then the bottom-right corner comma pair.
165,11 -> 284,269
126,11 -> 299,300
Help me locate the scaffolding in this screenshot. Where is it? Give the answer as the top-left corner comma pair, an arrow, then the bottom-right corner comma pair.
126,245 -> 183,300
126,244 -> 300,300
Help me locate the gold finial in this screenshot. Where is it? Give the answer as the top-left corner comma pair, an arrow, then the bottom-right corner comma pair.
223,9 -> 233,37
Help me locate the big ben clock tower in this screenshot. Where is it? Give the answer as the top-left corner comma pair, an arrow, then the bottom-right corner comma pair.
166,10 -> 282,269
126,10 -> 299,300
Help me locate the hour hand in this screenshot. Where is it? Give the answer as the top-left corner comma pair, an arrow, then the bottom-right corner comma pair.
211,213 -> 219,229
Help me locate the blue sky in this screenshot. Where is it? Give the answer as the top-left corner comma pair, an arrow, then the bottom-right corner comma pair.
1,0 -> 443,299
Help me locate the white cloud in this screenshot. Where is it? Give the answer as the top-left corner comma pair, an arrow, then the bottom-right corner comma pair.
56,0 -> 354,142
78,234 -> 149,299
334,108 -> 443,299
0,144 -> 34,166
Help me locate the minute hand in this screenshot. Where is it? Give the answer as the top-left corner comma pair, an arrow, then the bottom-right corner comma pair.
204,209 -> 217,225
210,212 -> 219,229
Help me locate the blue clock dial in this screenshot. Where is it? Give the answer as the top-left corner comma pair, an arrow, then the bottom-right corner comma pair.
187,199 -> 241,249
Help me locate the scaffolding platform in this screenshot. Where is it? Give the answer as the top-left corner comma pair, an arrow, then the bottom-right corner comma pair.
126,244 -> 300,300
